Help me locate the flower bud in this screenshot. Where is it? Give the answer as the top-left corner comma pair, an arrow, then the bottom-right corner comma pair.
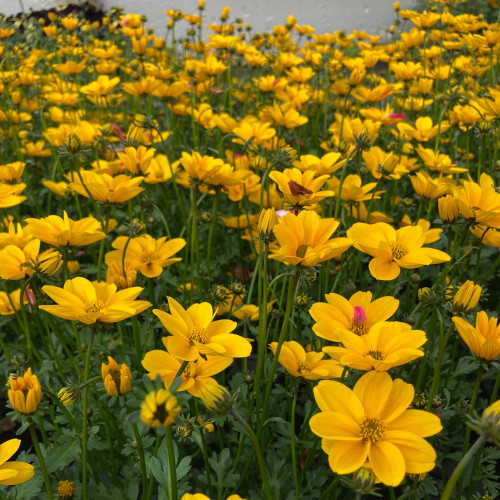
452,280 -> 482,313
258,208 -> 278,241
438,194 -> 459,224
36,249 -> 63,276
58,385 -> 81,406
176,421 -> 194,438
8,368 -> 42,415
58,480 -> 76,499
220,7 -> 230,21
64,133 -> 82,154
198,381 -> 233,415
296,293 -> 309,307
101,356 -> 132,396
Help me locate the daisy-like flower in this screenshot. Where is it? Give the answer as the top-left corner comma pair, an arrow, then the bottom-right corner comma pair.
140,389 -> 180,428
0,182 -> 27,208
347,222 -> 450,280
153,297 -> 252,361
105,235 -> 186,278
0,439 -> 34,486
269,340 -> 344,380
269,168 -> 333,207
39,277 -> 151,325
142,345 -> 233,396
270,210 -> 352,267
323,321 -> 427,371
25,211 -> 106,247
452,311 -> 500,362
310,291 -> 399,342
68,171 -> 144,203
310,371 -> 442,486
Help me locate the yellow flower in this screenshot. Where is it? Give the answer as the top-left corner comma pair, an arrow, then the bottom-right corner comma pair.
101,356 -> 132,396
105,235 -> 185,278
323,321 -> 426,371
397,117 -> 450,142
270,210 -> 352,267
80,75 -> 120,97
0,289 -> 27,315
452,281 -> 482,314
68,171 -> 144,203
36,249 -> 63,276
117,146 -> 156,176
410,171 -> 453,200
328,174 -> 383,202
179,151 -> 225,183
269,340 -> 344,380
310,291 -> 399,342
21,140 -> 51,157
454,174 -> 500,228
258,208 -> 278,241
142,347 -> 232,396
269,168 -> 333,207
153,297 -> 252,361
181,494 -> 210,500
61,17 -> 79,31
0,239 -> 40,280
0,162 -> 25,182
0,439 -> 34,486
40,277 -> 151,325
347,222 -> 450,280
8,368 -> 42,415
438,195 -> 459,224
452,312 -> 500,362
0,182 -> 27,208
310,371 -> 442,486
25,211 -> 106,247
415,146 -> 467,174
57,480 -> 76,498
140,389 -> 180,427
198,380 -> 232,413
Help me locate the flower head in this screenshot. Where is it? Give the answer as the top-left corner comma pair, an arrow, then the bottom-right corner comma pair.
141,389 -> 180,427
452,311 -> 500,362
40,277 -> 151,325
198,380 -> 233,414
270,210 -> 352,267
153,297 -> 251,361
451,281 -> 482,314
310,371 -> 442,486
102,356 -> 132,396
0,439 -> 34,485
8,368 -> 42,415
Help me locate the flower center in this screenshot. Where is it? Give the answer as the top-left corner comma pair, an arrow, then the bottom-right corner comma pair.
85,302 -> 102,314
141,252 -> 155,264
349,321 -> 369,336
189,327 -> 208,344
368,350 -> 383,360
183,363 -> 195,378
296,244 -> 309,258
297,361 -> 309,373
110,370 -> 122,394
390,242 -> 407,260
359,417 -> 385,443
153,404 -> 169,424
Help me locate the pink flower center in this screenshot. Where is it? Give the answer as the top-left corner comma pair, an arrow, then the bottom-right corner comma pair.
352,306 -> 367,326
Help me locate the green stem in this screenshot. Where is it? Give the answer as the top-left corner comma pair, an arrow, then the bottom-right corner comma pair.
82,328 -> 96,500
230,409 -> 273,500
132,423 -> 147,496
441,434 -> 486,500
206,190 -> 220,274
29,421 -> 53,499
333,146 -> 359,220
259,271 -> 300,439
291,380 -> 301,500
164,426 -> 177,500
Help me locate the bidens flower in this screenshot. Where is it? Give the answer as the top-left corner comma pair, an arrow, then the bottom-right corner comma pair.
153,297 -> 252,361
8,368 -> 42,415
0,439 -> 35,486
347,222 -> 450,281
40,277 -> 151,325
310,371 -> 442,486
141,389 -> 180,427
102,356 -> 132,396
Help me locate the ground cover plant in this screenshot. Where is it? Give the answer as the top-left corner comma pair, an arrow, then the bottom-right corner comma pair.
0,1 -> 500,498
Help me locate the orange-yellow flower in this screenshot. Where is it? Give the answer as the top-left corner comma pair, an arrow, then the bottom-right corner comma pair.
8,368 -> 42,415
310,371 -> 442,486
310,291 -> 399,342
269,341 -> 344,380
452,312 -> 500,362
153,297 -> 252,361
347,222 -> 450,280
40,277 -> 151,324
0,439 -> 35,486
101,356 -> 132,396
270,210 -> 352,267
25,211 -> 106,247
